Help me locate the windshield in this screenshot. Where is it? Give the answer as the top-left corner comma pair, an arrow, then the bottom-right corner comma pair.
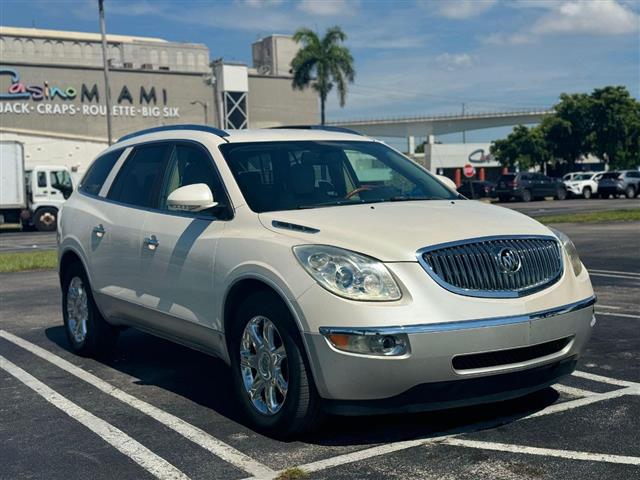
220,140 -> 458,213
573,173 -> 593,181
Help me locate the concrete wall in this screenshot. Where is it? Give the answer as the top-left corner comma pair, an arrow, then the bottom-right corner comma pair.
247,74 -> 317,127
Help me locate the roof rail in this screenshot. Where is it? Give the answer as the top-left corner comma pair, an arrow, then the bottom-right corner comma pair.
118,124 -> 229,142
269,125 -> 363,136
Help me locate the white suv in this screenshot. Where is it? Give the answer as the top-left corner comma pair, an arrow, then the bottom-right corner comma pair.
563,172 -> 603,199
58,125 -> 596,435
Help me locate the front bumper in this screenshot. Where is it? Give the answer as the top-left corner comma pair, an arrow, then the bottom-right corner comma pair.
303,296 -> 595,408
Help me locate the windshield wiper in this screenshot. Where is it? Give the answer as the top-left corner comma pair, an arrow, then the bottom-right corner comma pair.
297,199 -> 386,209
387,195 -> 447,202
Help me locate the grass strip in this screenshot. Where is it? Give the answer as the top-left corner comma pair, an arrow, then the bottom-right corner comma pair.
537,208 -> 640,224
0,250 -> 58,273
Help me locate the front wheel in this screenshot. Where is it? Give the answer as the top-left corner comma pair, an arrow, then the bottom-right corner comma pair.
229,291 -> 322,437
624,186 -> 636,199
62,262 -> 119,357
554,187 -> 567,200
520,189 -> 532,202
582,187 -> 592,199
34,207 -> 58,231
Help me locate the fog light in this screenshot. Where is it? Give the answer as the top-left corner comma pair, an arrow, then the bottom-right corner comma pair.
324,332 -> 409,356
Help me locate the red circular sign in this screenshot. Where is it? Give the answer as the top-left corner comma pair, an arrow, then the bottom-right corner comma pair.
463,163 -> 476,178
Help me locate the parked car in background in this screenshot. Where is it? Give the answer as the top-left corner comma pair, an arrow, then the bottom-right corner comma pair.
495,172 -> 567,202
597,170 -> 640,198
457,180 -> 495,199
562,172 -> 582,182
57,125 -> 595,436
563,172 -> 603,199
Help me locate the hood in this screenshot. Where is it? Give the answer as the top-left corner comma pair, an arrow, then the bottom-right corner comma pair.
259,200 -> 554,262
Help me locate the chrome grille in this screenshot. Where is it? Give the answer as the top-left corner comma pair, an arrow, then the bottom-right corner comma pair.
418,236 -> 563,298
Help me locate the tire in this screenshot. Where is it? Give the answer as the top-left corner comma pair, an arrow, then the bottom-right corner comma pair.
582,187 -> 592,199
62,262 -> 118,357
520,189 -> 532,202
229,291 -> 322,437
624,186 -> 636,199
554,187 -> 567,200
34,207 -> 58,232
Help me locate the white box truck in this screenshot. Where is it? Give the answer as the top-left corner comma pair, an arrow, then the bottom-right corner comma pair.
1,140 -> 75,231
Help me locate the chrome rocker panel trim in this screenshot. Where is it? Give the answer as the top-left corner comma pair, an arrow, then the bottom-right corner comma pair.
415,234 -> 564,299
319,295 -> 596,337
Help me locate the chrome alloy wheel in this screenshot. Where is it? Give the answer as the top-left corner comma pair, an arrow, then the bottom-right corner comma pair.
66,277 -> 89,343
240,316 -> 289,415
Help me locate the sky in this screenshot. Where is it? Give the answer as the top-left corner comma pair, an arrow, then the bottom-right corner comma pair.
1,0 -> 639,143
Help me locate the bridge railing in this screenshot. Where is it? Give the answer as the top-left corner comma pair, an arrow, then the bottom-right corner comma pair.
329,109 -> 554,125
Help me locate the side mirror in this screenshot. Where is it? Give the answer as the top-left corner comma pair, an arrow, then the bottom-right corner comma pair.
167,183 -> 218,213
436,174 -> 458,191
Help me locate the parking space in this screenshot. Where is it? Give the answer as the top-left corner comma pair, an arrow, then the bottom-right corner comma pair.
1,221 -> 638,479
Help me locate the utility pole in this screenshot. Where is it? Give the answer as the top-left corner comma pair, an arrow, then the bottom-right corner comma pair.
191,100 -> 209,124
98,0 -> 113,145
462,102 -> 466,144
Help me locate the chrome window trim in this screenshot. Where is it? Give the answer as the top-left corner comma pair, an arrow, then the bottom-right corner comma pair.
98,147 -> 133,198
319,295 -> 596,336
416,234 -> 564,298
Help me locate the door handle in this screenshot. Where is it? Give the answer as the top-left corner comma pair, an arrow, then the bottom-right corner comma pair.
92,224 -> 106,238
143,234 -> 159,250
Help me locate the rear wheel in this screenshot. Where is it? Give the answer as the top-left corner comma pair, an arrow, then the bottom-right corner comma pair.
582,187 -> 592,199
554,187 -> 567,200
62,262 -> 118,357
624,186 -> 636,199
229,291 -> 322,437
34,207 -> 58,231
520,189 -> 532,202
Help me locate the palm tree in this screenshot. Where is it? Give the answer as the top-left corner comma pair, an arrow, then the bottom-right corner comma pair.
291,26 -> 355,125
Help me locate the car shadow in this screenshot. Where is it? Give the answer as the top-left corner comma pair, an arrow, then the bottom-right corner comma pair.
45,325 -> 561,446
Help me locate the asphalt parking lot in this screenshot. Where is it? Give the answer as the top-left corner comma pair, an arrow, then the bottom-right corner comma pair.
1,221 -> 638,479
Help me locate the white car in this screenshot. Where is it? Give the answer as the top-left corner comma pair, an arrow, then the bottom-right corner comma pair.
564,172 -> 603,199
58,125 -> 596,436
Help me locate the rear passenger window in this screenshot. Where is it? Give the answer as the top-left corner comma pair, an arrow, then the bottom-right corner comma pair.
107,144 -> 170,208
80,149 -> 123,196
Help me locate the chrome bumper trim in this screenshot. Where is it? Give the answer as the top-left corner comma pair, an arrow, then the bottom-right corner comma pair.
319,295 -> 596,336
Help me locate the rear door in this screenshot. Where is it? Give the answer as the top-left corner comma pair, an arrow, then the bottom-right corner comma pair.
136,141 -> 231,349
90,142 -> 172,321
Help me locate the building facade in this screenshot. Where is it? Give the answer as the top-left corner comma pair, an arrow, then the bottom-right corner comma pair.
0,27 -> 317,172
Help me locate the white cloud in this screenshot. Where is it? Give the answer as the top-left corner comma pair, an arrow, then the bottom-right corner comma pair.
436,52 -> 476,70
532,0 -> 640,35
481,32 -> 534,46
419,0 -> 497,20
297,0 -> 355,16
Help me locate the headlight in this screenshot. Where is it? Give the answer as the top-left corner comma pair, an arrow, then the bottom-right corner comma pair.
550,228 -> 583,276
293,245 -> 402,301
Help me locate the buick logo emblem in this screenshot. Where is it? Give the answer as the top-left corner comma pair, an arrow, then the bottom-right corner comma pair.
497,247 -> 522,274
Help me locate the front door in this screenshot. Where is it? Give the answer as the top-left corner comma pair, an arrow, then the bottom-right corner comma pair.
91,142 -> 173,322
138,142 -> 231,352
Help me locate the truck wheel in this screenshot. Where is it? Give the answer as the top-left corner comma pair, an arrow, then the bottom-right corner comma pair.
582,187 -> 592,199
554,188 -> 567,200
62,262 -> 119,357
624,186 -> 636,199
520,189 -> 532,202
34,207 -> 58,231
229,291 -> 322,437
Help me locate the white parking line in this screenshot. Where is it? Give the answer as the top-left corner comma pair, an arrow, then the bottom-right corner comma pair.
0,355 -> 190,480
268,383 -> 640,478
442,438 -> 640,466
572,370 -> 640,388
0,330 -> 275,479
589,269 -> 640,277
595,304 -> 621,310
596,311 -> 640,319
552,384 -> 596,398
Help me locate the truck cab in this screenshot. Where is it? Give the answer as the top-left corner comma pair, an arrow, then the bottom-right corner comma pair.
23,166 -> 75,231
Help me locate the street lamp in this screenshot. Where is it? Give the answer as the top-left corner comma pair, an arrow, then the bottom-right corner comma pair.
98,0 -> 113,145
191,100 -> 209,124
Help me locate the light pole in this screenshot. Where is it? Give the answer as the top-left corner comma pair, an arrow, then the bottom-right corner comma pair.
191,100 -> 209,124
98,0 -> 113,145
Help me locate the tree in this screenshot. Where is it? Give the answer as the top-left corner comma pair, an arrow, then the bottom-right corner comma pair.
291,26 -> 355,125
547,92 -> 594,164
490,125 -> 551,171
589,86 -> 640,169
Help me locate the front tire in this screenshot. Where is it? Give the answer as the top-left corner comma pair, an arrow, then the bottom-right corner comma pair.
62,262 -> 118,357
34,207 -> 58,231
624,186 -> 636,199
520,189 -> 532,202
582,187 -> 592,199
554,187 -> 567,200
229,291 -> 322,437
